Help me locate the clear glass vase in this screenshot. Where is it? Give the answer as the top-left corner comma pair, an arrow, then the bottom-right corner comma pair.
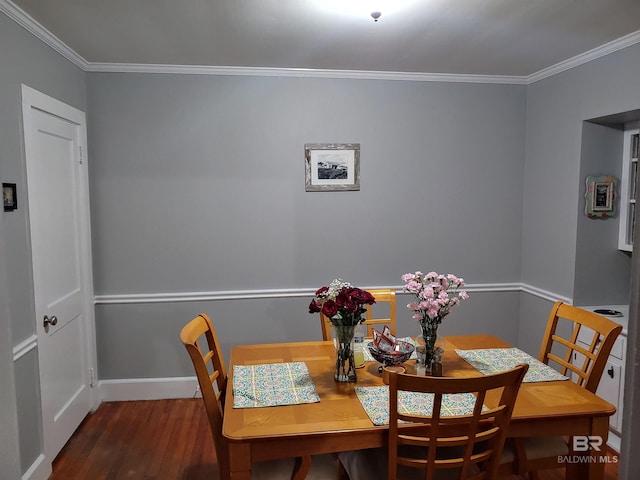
418,317 -> 444,374
334,325 -> 357,382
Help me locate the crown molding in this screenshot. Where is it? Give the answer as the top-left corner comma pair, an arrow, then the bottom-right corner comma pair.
84,62 -> 528,84
0,0 -> 87,70
2,0 -> 640,85
527,29 -> 640,84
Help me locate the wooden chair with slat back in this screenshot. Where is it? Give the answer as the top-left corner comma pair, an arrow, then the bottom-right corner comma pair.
319,312 -> 333,341
389,365 -> 528,480
319,288 -> 396,341
180,313 -> 338,480
364,288 -> 397,338
338,364 -> 528,480
505,302 -> 623,479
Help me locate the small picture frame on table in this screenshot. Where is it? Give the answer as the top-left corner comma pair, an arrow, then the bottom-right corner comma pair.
584,175 -> 616,218
3,183 -> 17,212
305,143 -> 360,192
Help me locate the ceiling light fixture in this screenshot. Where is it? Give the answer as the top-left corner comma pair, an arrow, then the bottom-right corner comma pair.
313,0 -> 419,19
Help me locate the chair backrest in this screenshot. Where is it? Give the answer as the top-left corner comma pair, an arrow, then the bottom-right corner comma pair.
319,312 -> 333,341
180,313 -> 229,476
538,301 -> 623,393
364,288 -> 397,338
387,364 -> 529,480
319,288 -> 397,341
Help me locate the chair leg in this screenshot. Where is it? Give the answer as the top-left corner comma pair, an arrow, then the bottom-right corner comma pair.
292,456 -> 312,480
338,460 -> 349,480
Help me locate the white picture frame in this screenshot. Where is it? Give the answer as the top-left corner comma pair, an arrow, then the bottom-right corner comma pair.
305,143 -> 360,192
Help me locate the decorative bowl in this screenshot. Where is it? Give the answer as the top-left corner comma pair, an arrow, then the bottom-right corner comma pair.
367,340 -> 415,366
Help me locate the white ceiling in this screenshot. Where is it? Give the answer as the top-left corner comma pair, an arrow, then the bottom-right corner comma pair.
6,0 -> 640,81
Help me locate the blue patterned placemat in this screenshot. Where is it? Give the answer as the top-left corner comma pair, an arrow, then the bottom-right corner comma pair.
455,347 -> 568,383
363,336 -> 418,362
233,362 -> 320,408
355,386 -> 480,426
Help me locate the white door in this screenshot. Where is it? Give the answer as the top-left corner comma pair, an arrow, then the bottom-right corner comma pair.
21,85 -> 96,466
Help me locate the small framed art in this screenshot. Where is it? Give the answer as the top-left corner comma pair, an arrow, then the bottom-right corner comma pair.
3,183 -> 17,212
305,143 -> 360,192
585,175 -> 616,218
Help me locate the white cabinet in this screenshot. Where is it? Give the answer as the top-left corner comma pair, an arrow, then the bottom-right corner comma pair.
575,332 -> 626,433
573,305 -> 627,449
618,126 -> 639,251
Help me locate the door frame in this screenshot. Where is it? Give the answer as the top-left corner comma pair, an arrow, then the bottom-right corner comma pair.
21,83 -> 99,456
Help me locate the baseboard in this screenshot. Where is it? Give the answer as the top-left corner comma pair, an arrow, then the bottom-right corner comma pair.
608,430 -> 621,453
99,376 -> 199,401
22,453 -> 49,480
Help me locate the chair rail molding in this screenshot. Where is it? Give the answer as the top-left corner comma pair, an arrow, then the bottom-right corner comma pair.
93,282 -> 570,305
12,334 -> 37,362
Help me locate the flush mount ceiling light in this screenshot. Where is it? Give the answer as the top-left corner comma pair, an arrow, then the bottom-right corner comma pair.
313,0 -> 420,21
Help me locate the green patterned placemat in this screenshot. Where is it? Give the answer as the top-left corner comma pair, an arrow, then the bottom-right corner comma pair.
233,362 -> 320,408
455,347 -> 568,382
355,386 -> 480,426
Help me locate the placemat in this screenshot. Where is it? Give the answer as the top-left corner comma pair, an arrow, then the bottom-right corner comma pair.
455,347 -> 568,382
363,336 -> 419,362
233,362 -> 320,408
355,386 -> 480,426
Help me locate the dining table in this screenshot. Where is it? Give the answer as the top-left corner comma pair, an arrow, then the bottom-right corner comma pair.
222,334 -> 616,480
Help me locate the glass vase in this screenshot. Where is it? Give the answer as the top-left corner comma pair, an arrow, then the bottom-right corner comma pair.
419,317 -> 444,374
334,325 -> 357,382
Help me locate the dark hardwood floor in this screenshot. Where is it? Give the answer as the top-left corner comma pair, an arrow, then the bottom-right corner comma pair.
51,399 -> 619,480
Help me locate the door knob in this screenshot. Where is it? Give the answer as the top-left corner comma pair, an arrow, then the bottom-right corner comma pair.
607,366 -> 614,378
43,315 -> 58,328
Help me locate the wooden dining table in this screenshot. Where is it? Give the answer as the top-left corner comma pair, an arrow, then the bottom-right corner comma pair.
222,334 -> 615,480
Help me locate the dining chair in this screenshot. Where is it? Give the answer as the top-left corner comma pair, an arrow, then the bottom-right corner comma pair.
319,312 -> 333,342
364,288 -> 397,338
338,364 -> 529,480
181,313 -> 339,480
507,301 -> 623,479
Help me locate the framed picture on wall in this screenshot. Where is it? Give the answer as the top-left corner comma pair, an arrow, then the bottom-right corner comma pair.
585,175 -> 616,218
3,183 -> 17,212
305,143 -> 360,192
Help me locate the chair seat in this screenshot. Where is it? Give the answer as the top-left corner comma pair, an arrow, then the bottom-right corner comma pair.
338,447 -> 471,480
519,436 -> 569,461
254,454 -> 340,480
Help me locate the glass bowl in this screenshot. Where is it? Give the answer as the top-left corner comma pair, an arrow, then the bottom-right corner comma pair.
367,340 -> 415,366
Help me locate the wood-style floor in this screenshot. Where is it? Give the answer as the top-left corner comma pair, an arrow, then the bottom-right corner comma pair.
51,398 -> 619,480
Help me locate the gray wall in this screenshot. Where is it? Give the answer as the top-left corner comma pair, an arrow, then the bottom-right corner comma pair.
0,11 -> 87,477
86,73 -> 527,377
3,5 -> 640,478
519,44 -> 640,352
87,74 -> 526,292
0,212 -> 20,480
574,121 -> 630,306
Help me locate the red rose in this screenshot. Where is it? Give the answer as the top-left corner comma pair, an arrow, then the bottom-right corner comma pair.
364,291 -> 376,304
322,300 -> 339,318
351,288 -> 376,305
335,290 -> 349,307
344,300 -> 360,314
315,286 -> 329,296
308,299 -> 321,313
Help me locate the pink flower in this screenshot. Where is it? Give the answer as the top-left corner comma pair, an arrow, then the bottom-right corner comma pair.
401,270 -> 469,322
